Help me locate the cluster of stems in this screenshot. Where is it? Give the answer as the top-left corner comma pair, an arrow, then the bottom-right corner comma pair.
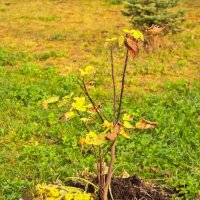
78,48 -> 129,200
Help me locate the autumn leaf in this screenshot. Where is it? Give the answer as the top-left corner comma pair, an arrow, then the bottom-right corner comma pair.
62,92 -> 74,99
64,111 -> 75,121
119,127 -> 130,139
80,65 -> 96,77
42,96 -> 59,109
118,36 -> 125,47
85,131 -> 107,146
124,33 -> 139,59
103,120 -> 112,128
87,104 -> 101,115
106,123 -> 121,141
135,118 -> 158,129
123,121 -> 133,129
72,97 -> 91,112
78,138 -> 86,146
105,37 -> 117,42
123,29 -> 144,41
123,113 -> 134,122
80,117 -> 93,123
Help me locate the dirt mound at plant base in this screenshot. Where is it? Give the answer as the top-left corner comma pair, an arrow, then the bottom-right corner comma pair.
109,175 -> 172,200
69,175 -> 174,199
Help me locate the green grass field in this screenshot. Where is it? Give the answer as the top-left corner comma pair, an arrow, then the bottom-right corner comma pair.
0,0 -> 200,199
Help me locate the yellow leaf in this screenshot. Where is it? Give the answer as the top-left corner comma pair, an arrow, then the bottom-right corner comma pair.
123,29 -> 144,41
135,118 -> 158,129
119,127 -> 130,139
63,92 -> 74,99
72,97 -> 87,112
85,65 -> 95,74
123,121 -> 133,129
85,131 -> 106,146
103,120 -> 112,128
65,193 -> 73,200
80,69 -> 87,76
58,99 -> 68,108
105,37 -> 117,42
49,188 -> 59,197
74,193 -> 91,200
118,36 -> 125,47
46,198 -> 57,200
80,117 -> 92,123
64,111 -> 75,121
80,66 -> 95,77
42,96 -> 59,109
78,138 -> 86,146
123,113 -> 133,122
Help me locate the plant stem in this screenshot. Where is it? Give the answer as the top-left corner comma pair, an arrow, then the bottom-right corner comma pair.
78,80 -> 104,122
99,148 -> 105,199
110,47 -> 116,124
103,140 -> 116,200
117,50 -> 129,122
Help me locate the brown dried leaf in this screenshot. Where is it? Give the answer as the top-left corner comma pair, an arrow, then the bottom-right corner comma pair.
87,104 -> 101,115
124,33 -> 139,59
135,118 -> 158,129
150,166 -> 159,174
163,170 -> 172,177
106,123 -> 121,141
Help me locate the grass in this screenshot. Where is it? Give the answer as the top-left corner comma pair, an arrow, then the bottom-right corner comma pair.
0,0 -> 200,199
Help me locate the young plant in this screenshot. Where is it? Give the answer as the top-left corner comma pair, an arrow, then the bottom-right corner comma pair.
43,29 -> 157,200
122,0 -> 185,32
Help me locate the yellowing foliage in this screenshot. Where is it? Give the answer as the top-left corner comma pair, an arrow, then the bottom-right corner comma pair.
123,121 -> 133,129
64,111 -> 75,121
35,183 -> 92,200
123,29 -> 144,41
123,113 -> 133,122
135,118 -> 157,129
80,66 -> 96,77
72,97 -> 91,112
42,96 -> 59,109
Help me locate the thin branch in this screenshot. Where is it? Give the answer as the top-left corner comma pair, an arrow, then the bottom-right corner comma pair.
78,79 -> 109,121
81,79 -> 104,122
103,140 -> 116,200
110,47 -> 116,124
117,50 -> 129,122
